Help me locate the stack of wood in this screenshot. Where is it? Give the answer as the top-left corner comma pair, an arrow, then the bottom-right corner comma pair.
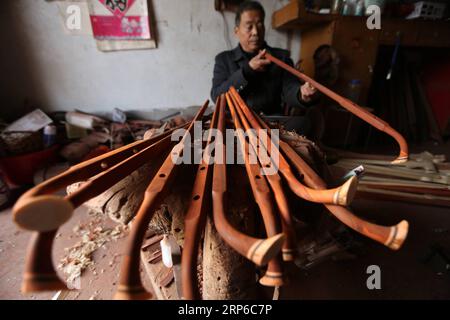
330,150 -> 450,207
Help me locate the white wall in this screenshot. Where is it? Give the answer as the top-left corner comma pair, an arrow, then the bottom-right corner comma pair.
0,0 -> 298,120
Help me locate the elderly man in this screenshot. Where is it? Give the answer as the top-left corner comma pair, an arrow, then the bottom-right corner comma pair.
211,0 -> 316,116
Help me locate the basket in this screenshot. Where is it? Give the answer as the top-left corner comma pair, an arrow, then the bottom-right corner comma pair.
0,131 -> 43,156
0,145 -> 59,186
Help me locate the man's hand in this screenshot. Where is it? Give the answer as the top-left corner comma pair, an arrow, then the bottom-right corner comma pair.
249,49 -> 271,72
300,82 -> 317,102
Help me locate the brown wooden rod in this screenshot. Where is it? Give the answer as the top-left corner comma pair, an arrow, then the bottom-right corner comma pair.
229,92 -> 297,262
246,103 -> 409,250
283,144 -> 408,250
21,231 -> 67,293
114,100 -> 209,300
212,96 -> 285,267
229,87 -> 357,207
13,124 -> 187,232
181,96 -> 220,300
263,52 -> 409,164
16,126 -> 184,293
225,93 -> 285,287
66,136 -> 178,208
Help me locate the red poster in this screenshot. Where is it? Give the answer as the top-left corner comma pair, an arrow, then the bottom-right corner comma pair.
90,0 -> 151,40
98,0 -> 135,19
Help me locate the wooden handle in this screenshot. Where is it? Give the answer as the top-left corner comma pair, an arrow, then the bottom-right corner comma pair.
181,96 -> 220,300
212,96 -> 285,266
15,125 -> 187,293
13,125 -> 185,232
229,87 -> 358,206
21,231 -> 67,293
115,100 -> 210,300
264,52 -> 409,164
228,92 -> 297,261
247,100 -> 409,250
226,93 -> 285,287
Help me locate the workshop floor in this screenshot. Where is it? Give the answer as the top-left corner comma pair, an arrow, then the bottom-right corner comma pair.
0,205 -> 154,300
1,140 -> 449,300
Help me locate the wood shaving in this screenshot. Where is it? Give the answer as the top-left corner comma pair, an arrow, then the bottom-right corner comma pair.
58,217 -> 129,289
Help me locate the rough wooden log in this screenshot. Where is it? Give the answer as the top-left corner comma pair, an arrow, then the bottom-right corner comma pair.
65,129 -> 342,299
67,154 -> 166,224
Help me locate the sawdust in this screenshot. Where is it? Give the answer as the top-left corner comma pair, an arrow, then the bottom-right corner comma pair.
57,215 -> 129,289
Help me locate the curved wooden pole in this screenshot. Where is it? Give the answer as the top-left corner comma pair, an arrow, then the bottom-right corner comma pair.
229,93 -> 297,262
229,87 -> 357,207
114,101 -> 209,300
226,93 -> 285,287
13,124 -> 187,232
21,231 -> 66,293
247,102 -> 409,250
16,126 -> 184,293
263,52 -> 409,164
181,96 -> 220,300
212,96 -> 285,267
280,142 -> 408,250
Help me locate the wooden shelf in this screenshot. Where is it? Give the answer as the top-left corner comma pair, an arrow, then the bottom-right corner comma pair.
273,0 -> 450,46
272,0 -> 335,30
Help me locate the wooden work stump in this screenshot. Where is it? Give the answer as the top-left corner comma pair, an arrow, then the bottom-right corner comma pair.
68,131 -> 331,300
139,165 -> 259,300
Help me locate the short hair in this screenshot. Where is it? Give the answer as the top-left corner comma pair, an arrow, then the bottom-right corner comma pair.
235,1 -> 265,27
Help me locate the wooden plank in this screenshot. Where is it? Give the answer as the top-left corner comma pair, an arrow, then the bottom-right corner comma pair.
416,21 -> 450,48
272,0 -> 333,30
356,186 -> 450,208
272,0 -> 302,29
360,182 -> 450,197
361,176 -> 450,190
335,160 -> 450,185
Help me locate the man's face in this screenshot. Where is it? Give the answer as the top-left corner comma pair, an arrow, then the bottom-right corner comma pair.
235,10 -> 265,54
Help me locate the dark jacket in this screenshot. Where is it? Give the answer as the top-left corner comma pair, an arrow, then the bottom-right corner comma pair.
211,43 -> 309,114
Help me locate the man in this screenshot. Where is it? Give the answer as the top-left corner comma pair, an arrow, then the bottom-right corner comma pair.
210,1 -> 350,270
211,0 -> 316,116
